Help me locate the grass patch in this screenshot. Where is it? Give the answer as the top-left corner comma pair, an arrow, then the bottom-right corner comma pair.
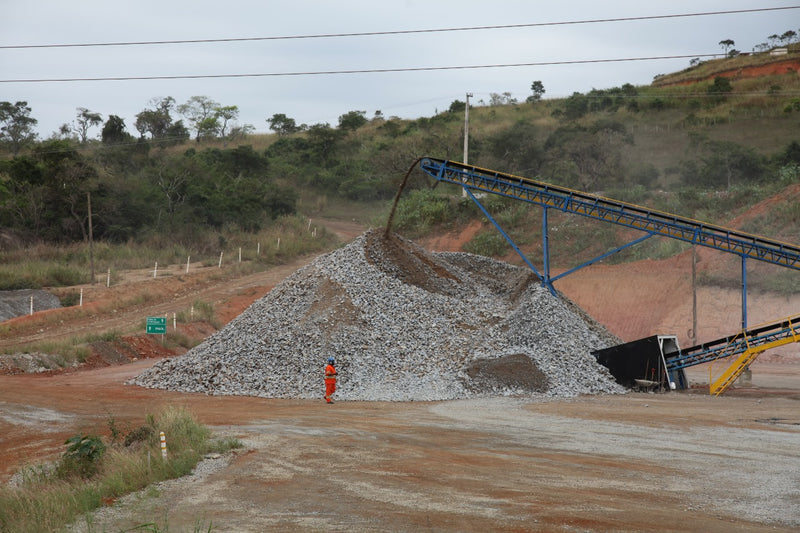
0,406 -> 242,533
0,214 -> 341,291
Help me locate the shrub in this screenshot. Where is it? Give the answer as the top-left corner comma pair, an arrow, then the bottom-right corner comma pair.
392,189 -> 461,235
464,231 -> 509,257
57,434 -> 107,479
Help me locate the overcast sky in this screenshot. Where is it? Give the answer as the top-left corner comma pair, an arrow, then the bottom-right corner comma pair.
2,1 -> 798,138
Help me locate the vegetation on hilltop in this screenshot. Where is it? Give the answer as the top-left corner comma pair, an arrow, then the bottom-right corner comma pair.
1,42 -> 799,290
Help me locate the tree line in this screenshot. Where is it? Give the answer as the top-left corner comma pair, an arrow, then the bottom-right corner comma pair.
1,72 -> 799,248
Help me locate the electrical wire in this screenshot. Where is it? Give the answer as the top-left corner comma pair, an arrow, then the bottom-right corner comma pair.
0,53 -> 725,83
1,6 -> 797,49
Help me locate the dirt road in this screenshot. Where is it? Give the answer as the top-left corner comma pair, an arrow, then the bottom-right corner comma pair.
2,361 -> 797,532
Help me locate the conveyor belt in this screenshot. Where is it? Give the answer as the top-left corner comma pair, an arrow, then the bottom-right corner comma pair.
419,158 -> 800,270
666,314 -> 800,371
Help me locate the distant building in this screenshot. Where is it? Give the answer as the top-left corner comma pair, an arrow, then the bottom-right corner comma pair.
770,48 -> 788,56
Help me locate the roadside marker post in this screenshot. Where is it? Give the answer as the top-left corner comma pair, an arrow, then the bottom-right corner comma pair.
160,431 -> 167,460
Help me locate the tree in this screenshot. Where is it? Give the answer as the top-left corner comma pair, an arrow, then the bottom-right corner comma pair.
707,76 -> 733,103
780,30 -> 797,45
196,116 -> 220,140
135,97 -> 177,140
215,105 -> 239,139
682,140 -> 765,189
718,39 -> 735,55
528,81 -> 545,103
101,115 -> 131,145
489,92 -> 516,106
164,120 -> 190,144
0,101 -> 38,155
448,99 -> 465,113
178,96 -> 219,141
306,123 -> 344,167
543,124 -> 630,190
561,92 -> 589,120
338,110 -> 368,131
73,107 -> 103,143
776,140 -> 800,166
487,119 -> 543,174
1,140 -> 98,241
267,113 -> 299,135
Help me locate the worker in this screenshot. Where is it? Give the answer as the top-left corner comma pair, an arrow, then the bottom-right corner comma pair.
324,357 -> 337,403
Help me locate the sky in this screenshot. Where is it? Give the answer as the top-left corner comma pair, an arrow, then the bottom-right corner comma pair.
2,1 -> 798,138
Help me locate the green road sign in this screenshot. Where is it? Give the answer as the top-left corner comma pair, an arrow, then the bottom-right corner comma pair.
146,316 -> 167,334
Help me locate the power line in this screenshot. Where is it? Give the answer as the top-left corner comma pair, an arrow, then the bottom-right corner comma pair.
1,6 -> 797,49
0,53 -> 724,84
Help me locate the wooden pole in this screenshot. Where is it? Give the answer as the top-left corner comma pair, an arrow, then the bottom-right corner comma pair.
88,192 -> 95,285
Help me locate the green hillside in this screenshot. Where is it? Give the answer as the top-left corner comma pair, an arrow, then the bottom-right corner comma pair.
1,50 -> 799,292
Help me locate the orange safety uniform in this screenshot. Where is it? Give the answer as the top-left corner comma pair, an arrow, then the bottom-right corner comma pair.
324,363 -> 337,403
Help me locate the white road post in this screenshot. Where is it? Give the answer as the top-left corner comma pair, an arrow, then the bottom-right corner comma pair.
160,431 -> 167,459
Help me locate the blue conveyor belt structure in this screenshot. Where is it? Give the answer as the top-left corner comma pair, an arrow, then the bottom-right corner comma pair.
419,157 -> 800,330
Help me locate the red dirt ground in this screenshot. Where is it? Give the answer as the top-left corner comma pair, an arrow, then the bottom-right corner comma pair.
1,218 -> 798,531
653,58 -> 800,86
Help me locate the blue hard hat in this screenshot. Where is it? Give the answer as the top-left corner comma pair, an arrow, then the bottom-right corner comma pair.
327,357 -> 335,364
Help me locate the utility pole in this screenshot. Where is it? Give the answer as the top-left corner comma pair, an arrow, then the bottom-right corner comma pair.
463,92 -> 472,165
692,245 -> 697,346
463,92 -> 473,197
88,192 -> 95,285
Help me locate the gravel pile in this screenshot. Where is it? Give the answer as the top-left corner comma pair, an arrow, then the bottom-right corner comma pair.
0,289 -> 61,322
132,230 -> 625,400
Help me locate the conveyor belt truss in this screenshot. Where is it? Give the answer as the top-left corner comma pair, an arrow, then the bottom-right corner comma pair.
419,158 -> 800,271
665,314 -> 800,395
419,157 -> 800,330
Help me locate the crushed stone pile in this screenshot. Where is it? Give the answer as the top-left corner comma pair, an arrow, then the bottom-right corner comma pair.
133,230 -> 625,401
